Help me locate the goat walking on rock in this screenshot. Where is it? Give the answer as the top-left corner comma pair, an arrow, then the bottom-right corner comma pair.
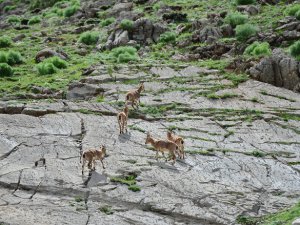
81,145 -> 106,175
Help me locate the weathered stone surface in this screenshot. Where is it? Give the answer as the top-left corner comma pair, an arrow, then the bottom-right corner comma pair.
249,48 -> 300,92
293,218 -> 300,225
0,65 -> 300,225
66,82 -> 105,100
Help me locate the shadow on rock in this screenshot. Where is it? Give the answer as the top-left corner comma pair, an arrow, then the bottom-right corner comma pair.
83,170 -> 108,187
118,132 -> 132,143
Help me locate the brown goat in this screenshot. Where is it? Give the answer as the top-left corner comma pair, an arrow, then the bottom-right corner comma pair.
167,131 -> 185,159
125,83 -> 144,109
81,145 -> 106,175
117,104 -> 129,134
145,132 -> 179,164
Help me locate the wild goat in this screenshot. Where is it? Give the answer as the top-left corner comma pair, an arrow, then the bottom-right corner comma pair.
145,132 -> 179,164
125,83 -> 144,109
117,104 -> 129,134
167,131 -> 185,159
81,145 -> 106,175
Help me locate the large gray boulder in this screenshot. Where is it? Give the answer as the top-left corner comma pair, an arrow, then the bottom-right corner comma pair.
66,82 -> 104,100
103,18 -> 167,49
249,49 -> 300,92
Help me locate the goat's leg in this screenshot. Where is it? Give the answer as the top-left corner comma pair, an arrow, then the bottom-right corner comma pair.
125,118 -> 128,133
92,160 -> 96,171
82,160 -> 85,175
162,152 -> 168,162
155,149 -> 159,160
100,159 -> 105,169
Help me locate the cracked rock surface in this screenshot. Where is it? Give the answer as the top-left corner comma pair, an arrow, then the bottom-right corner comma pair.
0,65 -> 300,225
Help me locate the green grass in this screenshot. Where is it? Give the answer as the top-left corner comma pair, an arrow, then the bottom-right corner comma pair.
244,42 -> 271,58
0,36 -> 12,48
223,72 -> 248,86
207,92 -> 238,99
110,46 -> 139,63
28,16 -> 41,25
120,19 -> 134,30
235,24 -> 258,42
289,40 -> 300,61
74,196 -> 83,202
99,205 -> 114,215
0,63 -> 14,77
185,149 -> 215,156
79,31 -> 99,45
110,175 -> 141,192
250,150 -> 265,158
237,201 -> 300,225
101,17 -> 115,27
225,12 -> 248,27
260,91 -> 296,102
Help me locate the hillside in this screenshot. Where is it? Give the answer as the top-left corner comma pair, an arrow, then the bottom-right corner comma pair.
0,0 -> 300,225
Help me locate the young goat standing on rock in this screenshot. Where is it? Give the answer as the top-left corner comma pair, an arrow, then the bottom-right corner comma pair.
167,131 -> 185,159
117,104 -> 129,134
125,82 -> 144,109
81,145 -> 106,175
145,132 -> 179,165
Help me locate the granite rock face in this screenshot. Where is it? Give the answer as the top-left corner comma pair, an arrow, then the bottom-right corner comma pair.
0,65 -> 300,225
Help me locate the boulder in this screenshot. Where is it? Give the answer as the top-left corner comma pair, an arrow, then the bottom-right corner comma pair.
66,82 -> 104,100
237,5 -> 260,15
249,48 -> 300,92
104,18 -> 167,49
293,218 -> 300,225
162,12 -> 188,23
192,26 -> 222,43
35,48 -> 69,63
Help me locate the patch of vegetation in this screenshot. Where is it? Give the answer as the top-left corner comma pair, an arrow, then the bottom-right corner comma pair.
141,103 -> 178,117
7,50 -> 23,66
128,125 -> 146,133
207,92 -> 238,99
95,95 -> 105,103
7,16 -> 21,24
185,149 -> 215,156
289,40 -> 300,61
128,185 -> 141,192
110,46 -> 139,63
36,62 -> 57,75
28,16 -> 41,25
159,32 -> 176,44
120,19 -> 134,30
277,112 -> 300,122
99,205 -> 114,215
244,41 -> 271,58
110,174 -> 141,192
237,201 -> 300,225
260,90 -> 296,102
235,24 -> 258,41
4,5 -> 16,12
79,31 -> 99,45
223,72 -> 248,86
30,0 -> 64,9
225,12 -> 248,27
44,56 -> 67,69
251,150 -> 265,158
296,10 -> 300,20
285,4 -> 300,16
236,215 -> 260,225
235,0 -> 256,5
0,36 -> 12,48
74,196 -> 83,202
64,5 -> 80,17
100,17 -> 115,27
0,63 -> 14,77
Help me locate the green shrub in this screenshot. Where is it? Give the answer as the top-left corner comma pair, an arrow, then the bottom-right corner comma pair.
120,19 -> 134,30
110,46 -> 139,63
285,4 -> 300,16
159,32 -> 176,44
79,31 -> 99,45
4,5 -> 16,12
235,0 -> 256,5
30,0 -> 63,9
100,17 -> 115,27
7,50 -> 22,65
7,16 -> 21,24
244,41 -> 271,57
28,16 -> 41,25
44,56 -> 67,69
64,5 -> 80,17
290,40 -> 300,60
235,24 -> 258,41
0,36 -> 12,48
224,12 -> 248,27
0,52 -> 8,63
37,62 -> 57,75
296,10 -> 300,20
0,63 -> 14,77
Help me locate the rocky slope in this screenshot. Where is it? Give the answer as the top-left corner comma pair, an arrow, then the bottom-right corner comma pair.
0,0 -> 300,224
